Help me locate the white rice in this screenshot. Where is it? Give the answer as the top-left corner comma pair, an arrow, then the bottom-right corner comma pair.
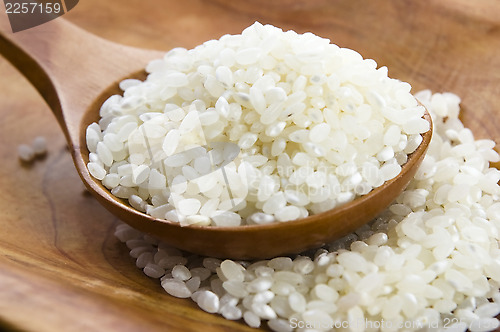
32,136 -> 47,156
87,22 -> 429,226
115,91 -> 500,331
18,135 -> 47,163
17,144 -> 35,162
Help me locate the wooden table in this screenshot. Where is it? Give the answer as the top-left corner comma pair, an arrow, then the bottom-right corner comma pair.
0,0 -> 499,331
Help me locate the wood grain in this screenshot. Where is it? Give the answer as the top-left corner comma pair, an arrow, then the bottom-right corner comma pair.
0,0 -> 499,331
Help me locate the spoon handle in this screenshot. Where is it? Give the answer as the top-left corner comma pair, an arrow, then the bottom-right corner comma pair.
0,12 -> 162,145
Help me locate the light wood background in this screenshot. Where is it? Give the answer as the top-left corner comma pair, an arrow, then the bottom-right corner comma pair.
0,0 -> 499,331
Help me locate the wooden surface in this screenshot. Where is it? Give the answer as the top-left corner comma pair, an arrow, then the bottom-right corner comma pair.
0,0 -> 499,331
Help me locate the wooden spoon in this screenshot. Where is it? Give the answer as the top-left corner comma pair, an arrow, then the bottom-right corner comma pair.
0,17 -> 432,260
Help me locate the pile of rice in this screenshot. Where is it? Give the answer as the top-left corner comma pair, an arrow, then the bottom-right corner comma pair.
115,90 -> 500,332
87,22 -> 429,226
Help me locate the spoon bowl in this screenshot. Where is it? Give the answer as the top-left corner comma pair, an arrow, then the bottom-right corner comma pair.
0,16 -> 432,259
